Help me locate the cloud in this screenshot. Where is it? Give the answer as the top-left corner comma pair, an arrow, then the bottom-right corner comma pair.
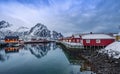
0,0 -> 120,36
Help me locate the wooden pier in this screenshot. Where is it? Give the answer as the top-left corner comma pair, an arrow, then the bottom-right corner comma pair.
56,41 -> 84,50
24,40 -> 54,44
57,41 -> 106,50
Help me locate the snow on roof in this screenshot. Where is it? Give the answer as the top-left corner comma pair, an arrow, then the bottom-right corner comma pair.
64,42 -> 83,46
113,34 -> 118,36
118,32 -> 120,36
82,34 -> 114,39
103,41 -> 120,59
73,34 -> 80,38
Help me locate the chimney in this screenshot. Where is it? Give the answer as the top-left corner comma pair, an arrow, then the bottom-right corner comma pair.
90,32 -> 92,34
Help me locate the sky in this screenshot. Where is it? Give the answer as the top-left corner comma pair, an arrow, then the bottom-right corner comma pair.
0,0 -> 120,36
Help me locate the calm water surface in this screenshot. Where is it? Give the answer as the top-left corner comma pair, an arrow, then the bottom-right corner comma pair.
0,43 -> 94,74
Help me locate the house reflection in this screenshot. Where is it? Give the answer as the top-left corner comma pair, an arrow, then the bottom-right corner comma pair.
0,46 -> 24,62
0,51 -> 8,62
0,43 -> 53,62
63,50 -> 96,73
5,47 -> 20,53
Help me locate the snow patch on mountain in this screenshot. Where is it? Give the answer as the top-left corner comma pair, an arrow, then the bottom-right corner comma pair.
0,20 -> 63,40
0,20 -> 12,29
29,23 -> 51,38
16,26 -> 29,32
0,20 -> 13,39
52,31 -> 63,39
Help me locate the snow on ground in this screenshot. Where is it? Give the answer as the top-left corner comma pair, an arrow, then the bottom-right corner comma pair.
62,41 -> 83,46
100,41 -> 120,59
61,41 -> 84,48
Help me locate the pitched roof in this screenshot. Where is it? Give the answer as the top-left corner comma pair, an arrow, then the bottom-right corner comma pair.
82,34 -> 114,39
5,36 -> 19,39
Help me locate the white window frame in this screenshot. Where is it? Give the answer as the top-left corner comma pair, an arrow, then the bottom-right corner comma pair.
86,39 -> 90,43
69,40 -> 71,42
96,39 -> 101,43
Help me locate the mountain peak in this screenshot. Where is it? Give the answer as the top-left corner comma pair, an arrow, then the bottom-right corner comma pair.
34,23 -> 47,29
0,20 -> 12,29
29,23 -> 50,37
0,20 -> 63,40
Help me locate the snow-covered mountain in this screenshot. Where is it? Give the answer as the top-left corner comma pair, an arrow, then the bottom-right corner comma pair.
29,23 -> 51,38
0,20 -> 63,40
13,26 -> 29,37
28,23 -> 63,40
0,20 -> 12,29
0,20 -> 12,39
52,31 -> 63,39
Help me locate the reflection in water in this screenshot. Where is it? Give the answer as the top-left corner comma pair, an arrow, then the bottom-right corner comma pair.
0,50 -> 8,62
0,43 -> 72,74
0,43 -> 58,62
1,43 -> 117,74
25,43 -> 51,58
63,49 -> 95,74
63,47 -> 120,74
5,47 -> 21,53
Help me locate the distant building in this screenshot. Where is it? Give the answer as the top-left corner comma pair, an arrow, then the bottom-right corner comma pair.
4,36 -> 19,43
115,32 -> 120,41
59,34 -> 82,43
60,33 -> 115,47
59,36 -> 72,42
5,47 -> 19,53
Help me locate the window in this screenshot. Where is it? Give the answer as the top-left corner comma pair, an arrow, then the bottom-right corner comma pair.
66,40 -> 68,42
69,40 -> 71,42
86,39 -> 90,43
96,39 -> 101,43
77,39 -> 80,43
81,40 -> 83,43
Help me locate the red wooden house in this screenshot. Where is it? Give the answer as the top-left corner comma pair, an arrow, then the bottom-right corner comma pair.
60,35 -> 82,43
4,36 -> 19,43
62,37 -> 72,42
81,34 -> 115,47
70,34 -> 82,43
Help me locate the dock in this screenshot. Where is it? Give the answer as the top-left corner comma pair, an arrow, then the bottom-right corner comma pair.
24,40 -> 55,44
56,41 -> 84,50
56,41 -> 106,50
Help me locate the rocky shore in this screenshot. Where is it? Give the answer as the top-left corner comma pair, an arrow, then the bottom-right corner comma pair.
59,43 -> 120,74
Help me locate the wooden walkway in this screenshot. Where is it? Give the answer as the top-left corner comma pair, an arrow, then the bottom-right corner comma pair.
24,40 -> 54,44
56,41 -> 105,50
57,41 -> 84,49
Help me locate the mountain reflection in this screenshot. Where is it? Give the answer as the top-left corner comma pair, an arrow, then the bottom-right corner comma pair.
0,43 -> 58,62
25,43 -> 51,58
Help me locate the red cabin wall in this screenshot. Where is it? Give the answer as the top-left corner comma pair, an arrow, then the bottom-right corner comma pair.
71,38 -> 81,43
83,39 -> 115,46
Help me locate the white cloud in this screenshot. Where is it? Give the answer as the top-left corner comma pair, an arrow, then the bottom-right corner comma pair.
0,0 -> 120,35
